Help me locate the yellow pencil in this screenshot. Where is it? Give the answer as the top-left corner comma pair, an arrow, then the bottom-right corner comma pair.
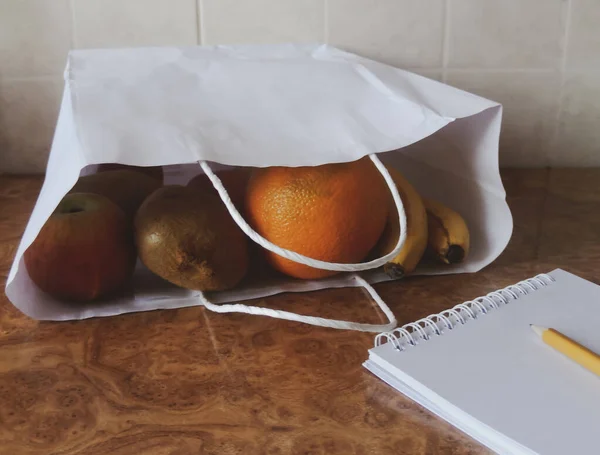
530,325 -> 600,377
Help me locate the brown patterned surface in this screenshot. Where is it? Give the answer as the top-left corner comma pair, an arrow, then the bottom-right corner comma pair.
0,169 -> 597,454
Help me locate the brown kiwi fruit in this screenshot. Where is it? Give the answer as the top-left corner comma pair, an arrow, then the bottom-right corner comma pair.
97,163 -> 164,183
69,170 -> 161,220
134,185 -> 249,291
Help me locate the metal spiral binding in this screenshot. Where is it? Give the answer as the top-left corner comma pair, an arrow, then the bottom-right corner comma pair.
374,273 -> 555,351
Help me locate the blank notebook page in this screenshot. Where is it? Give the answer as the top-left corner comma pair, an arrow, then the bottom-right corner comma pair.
366,269 -> 600,455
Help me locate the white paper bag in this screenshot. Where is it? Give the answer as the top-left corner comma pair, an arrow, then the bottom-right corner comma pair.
5,44 -> 511,328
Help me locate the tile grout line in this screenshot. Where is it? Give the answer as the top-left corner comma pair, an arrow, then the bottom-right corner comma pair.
69,0 -> 78,49
197,0 -> 206,45
549,0 -> 573,167
444,67 -> 576,73
441,0 -> 451,83
0,75 -> 65,83
323,0 -> 329,44
408,68 -> 600,75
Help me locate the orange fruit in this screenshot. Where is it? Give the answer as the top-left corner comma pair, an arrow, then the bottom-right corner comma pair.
245,157 -> 389,279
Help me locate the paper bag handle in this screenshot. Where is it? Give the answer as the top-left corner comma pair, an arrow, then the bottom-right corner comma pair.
198,153 -> 407,273
197,273 -> 397,332
195,153 -> 404,332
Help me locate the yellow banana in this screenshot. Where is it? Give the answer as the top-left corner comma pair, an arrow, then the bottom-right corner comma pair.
375,166 -> 428,279
424,198 -> 470,264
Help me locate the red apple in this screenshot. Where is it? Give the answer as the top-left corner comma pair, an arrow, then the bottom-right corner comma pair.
24,192 -> 137,302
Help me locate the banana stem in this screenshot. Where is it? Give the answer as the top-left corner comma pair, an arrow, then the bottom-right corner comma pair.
445,245 -> 465,264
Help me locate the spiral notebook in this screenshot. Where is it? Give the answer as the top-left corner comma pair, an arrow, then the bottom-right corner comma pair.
364,269 -> 600,455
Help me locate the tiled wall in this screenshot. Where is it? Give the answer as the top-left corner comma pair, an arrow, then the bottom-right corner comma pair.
0,0 -> 599,173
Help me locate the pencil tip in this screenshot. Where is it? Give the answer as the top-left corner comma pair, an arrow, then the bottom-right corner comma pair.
530,324 -> 545,337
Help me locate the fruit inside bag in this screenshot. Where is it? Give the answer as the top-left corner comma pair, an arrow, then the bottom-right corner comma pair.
23,155 -> 470,311
9,129 -> 510,326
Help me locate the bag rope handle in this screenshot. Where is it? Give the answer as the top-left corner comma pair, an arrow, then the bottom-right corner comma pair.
194,153 -> 405,332
197,274 -> 397,332
198,153 -> 407,271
